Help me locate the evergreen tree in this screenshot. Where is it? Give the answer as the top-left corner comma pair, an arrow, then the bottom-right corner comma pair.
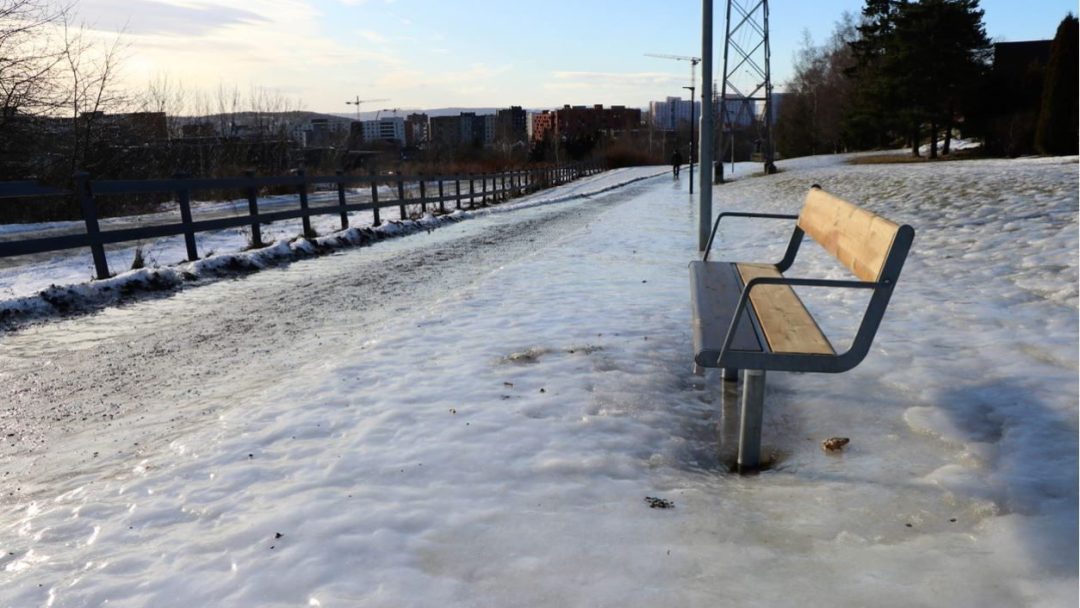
845,0 -> 990,156
845,0 -> 907,149
1035,15 -> 1079,155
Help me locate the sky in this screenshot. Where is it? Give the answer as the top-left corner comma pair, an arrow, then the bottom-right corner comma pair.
74,0 -> 1078,115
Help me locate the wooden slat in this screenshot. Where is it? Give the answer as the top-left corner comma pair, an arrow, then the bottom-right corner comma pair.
736,263 -> 834,355
798,188 -> 899,282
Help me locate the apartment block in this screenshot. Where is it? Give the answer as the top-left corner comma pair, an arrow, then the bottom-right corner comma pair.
648,97 -> 701,130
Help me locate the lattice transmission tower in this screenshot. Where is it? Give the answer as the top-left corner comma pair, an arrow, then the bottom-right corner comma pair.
716,0 -> 776,183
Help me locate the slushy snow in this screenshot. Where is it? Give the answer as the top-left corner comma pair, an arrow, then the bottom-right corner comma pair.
0,154 -> 1076,607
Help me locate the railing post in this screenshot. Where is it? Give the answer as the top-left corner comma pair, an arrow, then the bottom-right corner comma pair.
455,178 -> 462,210
244,170 -> 263,248
419,176 -> 427,215
737,369 -> 766,472
369,167 -> 381,227
468,175 -> 476,208
482,173 -> 488,205
500,172 -> 506,200
74,172 -> 110,280
438,179 -> 445,213
335,170 -> 349,230
173,172 -> 199,262
397,173 -> 406,220
296,168 -> 314,239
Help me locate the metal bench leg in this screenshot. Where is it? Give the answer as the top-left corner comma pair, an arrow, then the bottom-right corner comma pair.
738,369 -> 766,472
722,367 -> 739,382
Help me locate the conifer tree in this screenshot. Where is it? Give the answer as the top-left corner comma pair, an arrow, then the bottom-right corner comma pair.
1035,15 -> 1079,155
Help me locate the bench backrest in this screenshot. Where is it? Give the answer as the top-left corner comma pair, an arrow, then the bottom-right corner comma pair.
798,187 -> 901,282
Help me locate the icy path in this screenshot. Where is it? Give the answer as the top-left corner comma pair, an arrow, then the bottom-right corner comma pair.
0,157 -> 1076,606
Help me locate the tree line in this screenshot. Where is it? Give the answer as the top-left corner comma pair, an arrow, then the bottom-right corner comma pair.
775,0 -> 1078,159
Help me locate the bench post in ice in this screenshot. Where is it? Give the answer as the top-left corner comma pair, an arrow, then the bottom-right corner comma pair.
689,185 -> 915,472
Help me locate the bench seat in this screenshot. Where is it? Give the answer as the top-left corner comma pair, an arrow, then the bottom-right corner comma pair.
735,263 -> 834,356
690,261 -> 834,371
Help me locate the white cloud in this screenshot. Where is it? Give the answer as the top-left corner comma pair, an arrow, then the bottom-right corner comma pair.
359,29 -> 387,43
77,0 -> 269,36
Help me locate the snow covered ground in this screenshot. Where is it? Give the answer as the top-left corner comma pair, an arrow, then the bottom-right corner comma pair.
0,154 -> 1076,606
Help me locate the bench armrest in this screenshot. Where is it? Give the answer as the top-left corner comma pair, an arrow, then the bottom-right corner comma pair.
718,276 -> 882,362
703,212 -> 799,262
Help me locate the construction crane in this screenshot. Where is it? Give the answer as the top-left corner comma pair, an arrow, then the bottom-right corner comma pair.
375,108 -> 399,121
346,96 -> 389,120
645,53 -> 702,89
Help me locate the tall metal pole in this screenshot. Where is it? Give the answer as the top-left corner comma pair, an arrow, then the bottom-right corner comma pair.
683,86 -> 696,195
699,0 -> 714,252
717,0 -> 732,184
762,0 -> 777,174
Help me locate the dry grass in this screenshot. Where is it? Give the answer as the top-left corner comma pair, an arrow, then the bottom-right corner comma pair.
847,149 -> 985,165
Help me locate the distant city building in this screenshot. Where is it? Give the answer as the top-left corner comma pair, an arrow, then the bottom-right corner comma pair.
458,112 -> 488,147
530,105 -> 642,143
993,40 -> 1053,76
430,115 -> 461,146
359,116 -> 406,145
648,97 -> 701,130
302,117 -> 351,147
496,106 -> 528,144
307,118 -> 332,147
719,94 -> 757,129
405,113 -> 429,146
483,114 -> 496,145
767,93 -> 785,126
531,110 -> 556,142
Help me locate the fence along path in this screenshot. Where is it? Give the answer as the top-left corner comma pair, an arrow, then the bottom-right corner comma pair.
0,162 -> 602,280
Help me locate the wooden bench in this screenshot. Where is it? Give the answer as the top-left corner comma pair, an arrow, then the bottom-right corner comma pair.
689,185 -> 915,471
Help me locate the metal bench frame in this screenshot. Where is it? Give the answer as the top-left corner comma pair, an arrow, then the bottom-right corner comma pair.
691,187 -> 915,471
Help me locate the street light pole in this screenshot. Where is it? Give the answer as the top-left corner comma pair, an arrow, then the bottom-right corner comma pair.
683,86 -> 695,195
699,0 -> 714,252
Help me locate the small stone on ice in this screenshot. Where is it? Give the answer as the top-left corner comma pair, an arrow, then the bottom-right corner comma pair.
645,496 -> 674,509
822,437 -> 850,452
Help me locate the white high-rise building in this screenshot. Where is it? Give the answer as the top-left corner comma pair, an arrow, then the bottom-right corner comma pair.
648,96 -> 701,130
360,116 -> 406,145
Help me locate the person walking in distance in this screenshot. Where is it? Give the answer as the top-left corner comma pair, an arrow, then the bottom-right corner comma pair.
671,148 -> 684,178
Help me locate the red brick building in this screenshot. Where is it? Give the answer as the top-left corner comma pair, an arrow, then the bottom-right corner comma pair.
531,105 -> 642,143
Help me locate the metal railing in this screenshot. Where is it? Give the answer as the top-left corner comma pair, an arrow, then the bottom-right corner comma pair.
0,161 -> 603,279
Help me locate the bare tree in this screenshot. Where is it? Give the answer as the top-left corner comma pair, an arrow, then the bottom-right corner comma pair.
58,15 -> 128,171
215,82 -> 241,137
139,72 -> 187,138
0,0 -> 67,133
